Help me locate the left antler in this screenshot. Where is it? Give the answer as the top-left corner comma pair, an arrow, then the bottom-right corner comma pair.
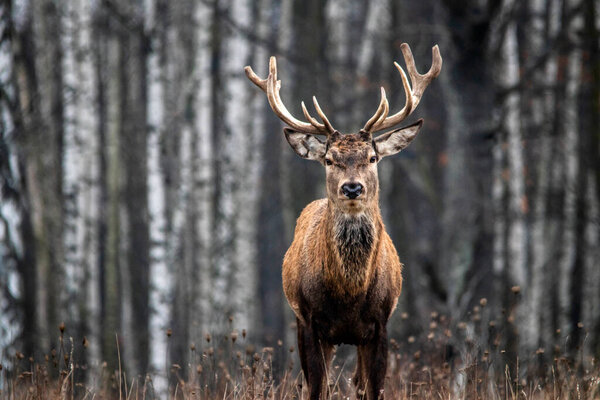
362,43 -> 442,134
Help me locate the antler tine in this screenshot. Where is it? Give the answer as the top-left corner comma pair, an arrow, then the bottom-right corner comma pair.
312,96 -> 335,133
244,65 -> 268,91
245,56 -> 335,136
364,43 -> 442,133
301,101 -> 325,129
362,87 -> 389,132
400,43 -> 442,109
374,89 -> 390,127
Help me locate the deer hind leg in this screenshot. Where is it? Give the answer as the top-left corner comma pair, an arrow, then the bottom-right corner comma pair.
297,320 -> 333,400
297,317 -> 309,380
358,325 -> 388,400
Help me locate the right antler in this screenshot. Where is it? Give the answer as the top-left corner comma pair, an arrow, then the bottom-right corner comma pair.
362,43 -> 442,134
245,57 -> 336,136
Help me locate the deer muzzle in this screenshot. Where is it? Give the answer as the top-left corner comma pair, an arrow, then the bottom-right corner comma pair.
341,182 -> 363,199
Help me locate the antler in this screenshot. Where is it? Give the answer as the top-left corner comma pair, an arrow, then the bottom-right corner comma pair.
245,57 -> 335,136
363,43 -> 442,134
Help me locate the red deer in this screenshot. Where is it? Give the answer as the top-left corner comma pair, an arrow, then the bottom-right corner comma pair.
245,43 -> 442,400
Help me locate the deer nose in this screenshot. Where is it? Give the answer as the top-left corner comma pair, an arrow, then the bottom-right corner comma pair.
341,182 -> 363,199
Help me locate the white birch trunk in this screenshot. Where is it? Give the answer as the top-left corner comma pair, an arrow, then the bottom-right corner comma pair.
62,1 -> 103,364
356,0 -> 387,77
64,0 -> 102,373
0,38 -> 21,351
194,0 -> 214,341
222,0 -> 256,331
501,22 -> 526,291
159,5 -> 184,350
62,0 -> 78,333
147,0 -> 169,387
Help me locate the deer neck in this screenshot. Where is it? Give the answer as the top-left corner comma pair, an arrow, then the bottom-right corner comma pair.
324,200 -> 382,296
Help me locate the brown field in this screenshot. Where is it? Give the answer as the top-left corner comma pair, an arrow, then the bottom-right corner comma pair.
2,321 -> 599,400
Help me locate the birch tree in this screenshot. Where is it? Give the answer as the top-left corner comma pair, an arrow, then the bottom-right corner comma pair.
487,0 -> 527,364
526,0 -> 560,360
62,0 -> 101,372
228,0 -> 263,334
193,0 -> 214,344
146,0 -> 169,382
2,0 -> 600,378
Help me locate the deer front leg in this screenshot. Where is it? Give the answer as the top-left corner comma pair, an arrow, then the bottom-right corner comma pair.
358,324 -> 388,400
353,348 -> 367,398
297,320 -> 333,400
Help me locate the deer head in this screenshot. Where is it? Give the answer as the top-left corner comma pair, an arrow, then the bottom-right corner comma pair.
245,43 -> 442,215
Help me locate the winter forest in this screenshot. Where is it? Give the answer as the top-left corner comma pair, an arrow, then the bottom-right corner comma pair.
0,0 -> 599,398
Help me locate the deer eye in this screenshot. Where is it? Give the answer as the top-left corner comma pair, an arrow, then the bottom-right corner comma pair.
325,159 -> 333,166
369,156 -> 377,163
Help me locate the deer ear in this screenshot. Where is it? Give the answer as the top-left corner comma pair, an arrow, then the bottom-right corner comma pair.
374,119 -> 423,158
284,128 -> 327,162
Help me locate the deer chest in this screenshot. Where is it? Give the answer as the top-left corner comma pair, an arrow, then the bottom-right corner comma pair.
299,272 -> 392,345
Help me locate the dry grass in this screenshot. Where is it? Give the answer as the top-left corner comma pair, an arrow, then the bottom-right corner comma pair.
2,320 -> 599,399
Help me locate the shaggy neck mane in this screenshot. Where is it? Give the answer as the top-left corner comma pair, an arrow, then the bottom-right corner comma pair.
333,212 -> 375,265
325,205 -> 381,294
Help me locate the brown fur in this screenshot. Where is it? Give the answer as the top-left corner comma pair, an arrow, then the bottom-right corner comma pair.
282,133 -> 404,400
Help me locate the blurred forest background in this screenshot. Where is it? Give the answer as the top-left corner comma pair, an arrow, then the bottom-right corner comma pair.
0,0 -> 599,389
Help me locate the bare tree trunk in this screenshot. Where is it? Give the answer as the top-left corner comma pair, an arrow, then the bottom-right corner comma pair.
564,0 -> 587,356
5,0 -> 36,358
285,0 -> 328,217
582,177 -> 600,360
11,0 -> 66,357
100,28 -> 122,372
155,0 -> 183,369
382,0 -> 431,332
583,0 -> 600,358
62,0 -> 102,376
524,0 -> 555,361
503,22 -> 526,296
254,0 -> 286,347
228,0 -> 261,334
152,0 -> 199,375
121,24 -> 150,376
325,0 -> 352,130
209,0 -> 235,331
274,0 -> 299,348
489,0 -> 525,366
176,0 -> 201,376
558,0 -> 583,352
194,0 -> 214,346
146,0 -> 169,386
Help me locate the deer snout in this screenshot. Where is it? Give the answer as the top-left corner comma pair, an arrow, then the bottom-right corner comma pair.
341,182 -> 363,199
